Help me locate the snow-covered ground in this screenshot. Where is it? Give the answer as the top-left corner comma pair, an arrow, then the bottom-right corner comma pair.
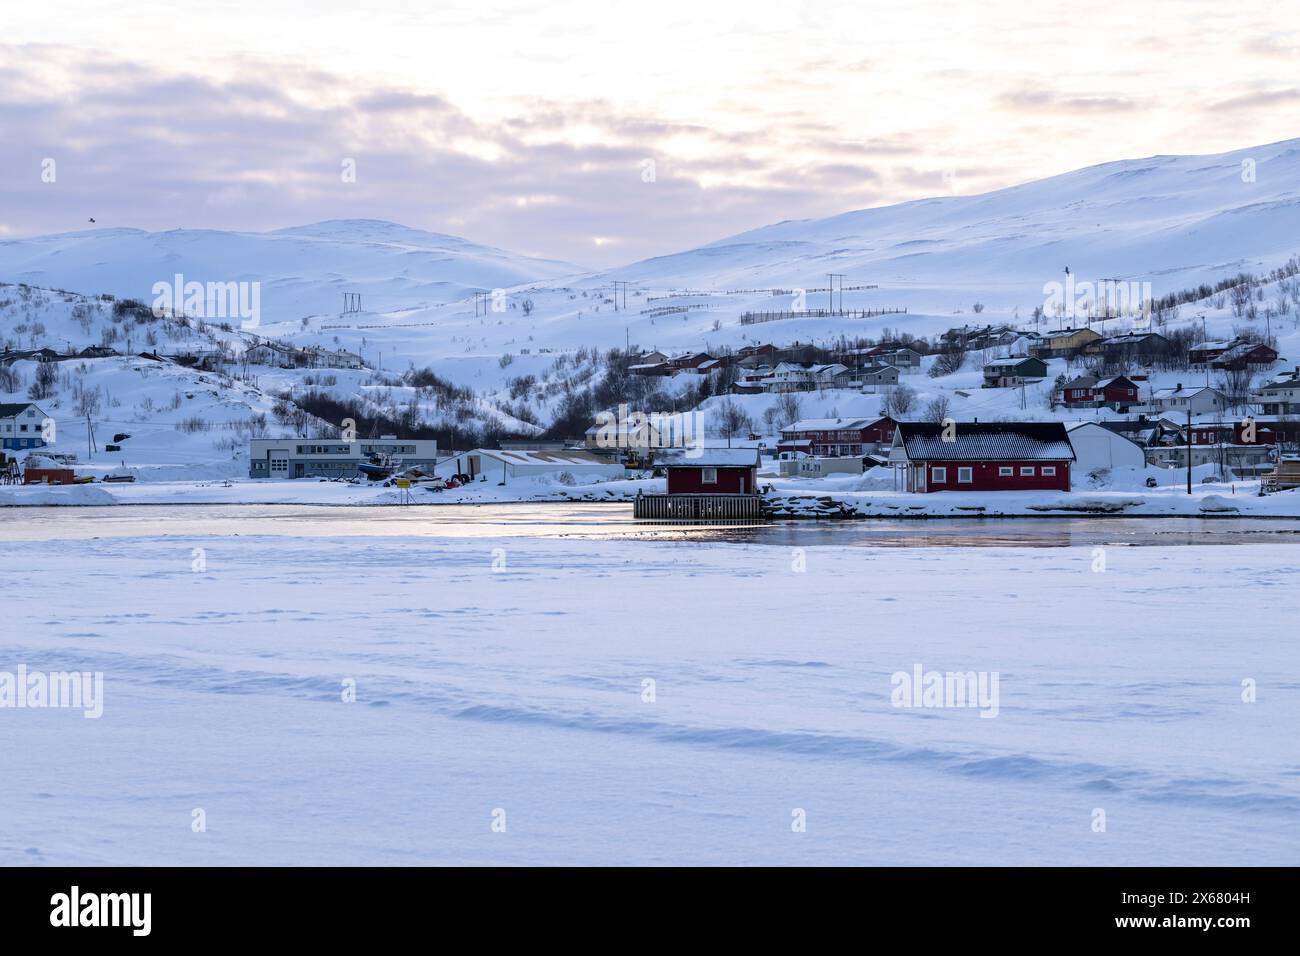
2,518 -> 1296,865
5,465 -> 1300,518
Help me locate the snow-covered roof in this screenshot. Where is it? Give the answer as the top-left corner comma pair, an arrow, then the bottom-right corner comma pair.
1259,371 -> 1300,390
1099,331 -> 1166,344
1216,341 -> 1275,362
984,356 -> 1041,369
659,448 -> 760,468
474,448 -> 615,466
893,422 -> 1075,461
0,402 -> 43,418
1065,420 -> 1145,441
784,417 -> 874,431
1150,385 -> 1220,399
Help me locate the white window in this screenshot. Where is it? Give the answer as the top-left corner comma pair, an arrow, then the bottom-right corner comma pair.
958,467 -> 973,483
1042,466 -> 1056,476
999,466 -> 1013,476
930,466 -> 947,483
1020,466 -> 1035,476
701,467 -> 718,484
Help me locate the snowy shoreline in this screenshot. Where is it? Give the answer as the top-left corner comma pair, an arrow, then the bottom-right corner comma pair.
4,479 -> 1300,520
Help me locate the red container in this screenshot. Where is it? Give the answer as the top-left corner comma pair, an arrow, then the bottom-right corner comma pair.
24,468 -> 76,485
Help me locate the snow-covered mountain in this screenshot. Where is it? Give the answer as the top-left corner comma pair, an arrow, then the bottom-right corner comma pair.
0,219 -> 585,322
606,136 -> 1300,311
3,138 -> 1296,324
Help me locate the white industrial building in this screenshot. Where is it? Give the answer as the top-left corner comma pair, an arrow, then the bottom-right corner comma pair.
248,437 -> 438,478
1065,422 -> 1146,477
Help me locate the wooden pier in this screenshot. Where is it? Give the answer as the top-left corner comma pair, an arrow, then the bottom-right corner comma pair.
633,493 -> 766,523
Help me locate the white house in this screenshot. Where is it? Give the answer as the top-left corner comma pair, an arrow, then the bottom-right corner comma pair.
1141,384 -> 1227,417
810,363 -> 849,385
1064,422 -> 1147,477
1256,367 -> 1300,415
315,348 -> 365,370
0,402 -> 50,450
769,362 -> 814,392
244,342 -> 298,368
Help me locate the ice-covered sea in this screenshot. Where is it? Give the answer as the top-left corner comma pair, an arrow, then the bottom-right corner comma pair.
2,505 -> 1297,865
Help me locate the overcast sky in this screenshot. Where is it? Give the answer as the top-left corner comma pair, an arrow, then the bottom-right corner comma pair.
2,0 -> 1296,268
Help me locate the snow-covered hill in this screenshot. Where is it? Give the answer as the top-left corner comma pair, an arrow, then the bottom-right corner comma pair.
604,137 -> 1300,312
0,219 -> 584,322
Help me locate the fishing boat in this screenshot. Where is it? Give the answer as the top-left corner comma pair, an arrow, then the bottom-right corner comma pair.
357,452 -> 402,480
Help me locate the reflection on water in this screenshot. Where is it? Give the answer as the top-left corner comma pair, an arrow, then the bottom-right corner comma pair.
3,503 -> 1300,548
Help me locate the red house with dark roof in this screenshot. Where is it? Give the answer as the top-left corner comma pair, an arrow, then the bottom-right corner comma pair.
1060,375 -> 1139,409
888,422 -> 1075,492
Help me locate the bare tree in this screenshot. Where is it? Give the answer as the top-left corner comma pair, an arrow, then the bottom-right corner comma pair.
923,395 -> 951,423
929,346 -> 966,377
715,398 -> 754,447
1216,367 -> 1256,414
28,361 -> 57,400
881,383 -> 917,417
775,391 -> 804,428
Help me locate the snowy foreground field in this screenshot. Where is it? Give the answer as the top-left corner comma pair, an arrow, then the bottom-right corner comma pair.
2,511 -> 1297,866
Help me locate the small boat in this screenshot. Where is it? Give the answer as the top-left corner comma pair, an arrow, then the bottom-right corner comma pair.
102,460 -> 137,483
358,453 -> 402,480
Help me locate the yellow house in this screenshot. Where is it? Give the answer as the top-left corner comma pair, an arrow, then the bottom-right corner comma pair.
1031,327 -> 1103,357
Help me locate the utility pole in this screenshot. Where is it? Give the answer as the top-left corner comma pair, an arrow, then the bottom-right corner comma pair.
827,274 -> 845,315
1101,278 -> 1125,331
1186,409 -> 1193,495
